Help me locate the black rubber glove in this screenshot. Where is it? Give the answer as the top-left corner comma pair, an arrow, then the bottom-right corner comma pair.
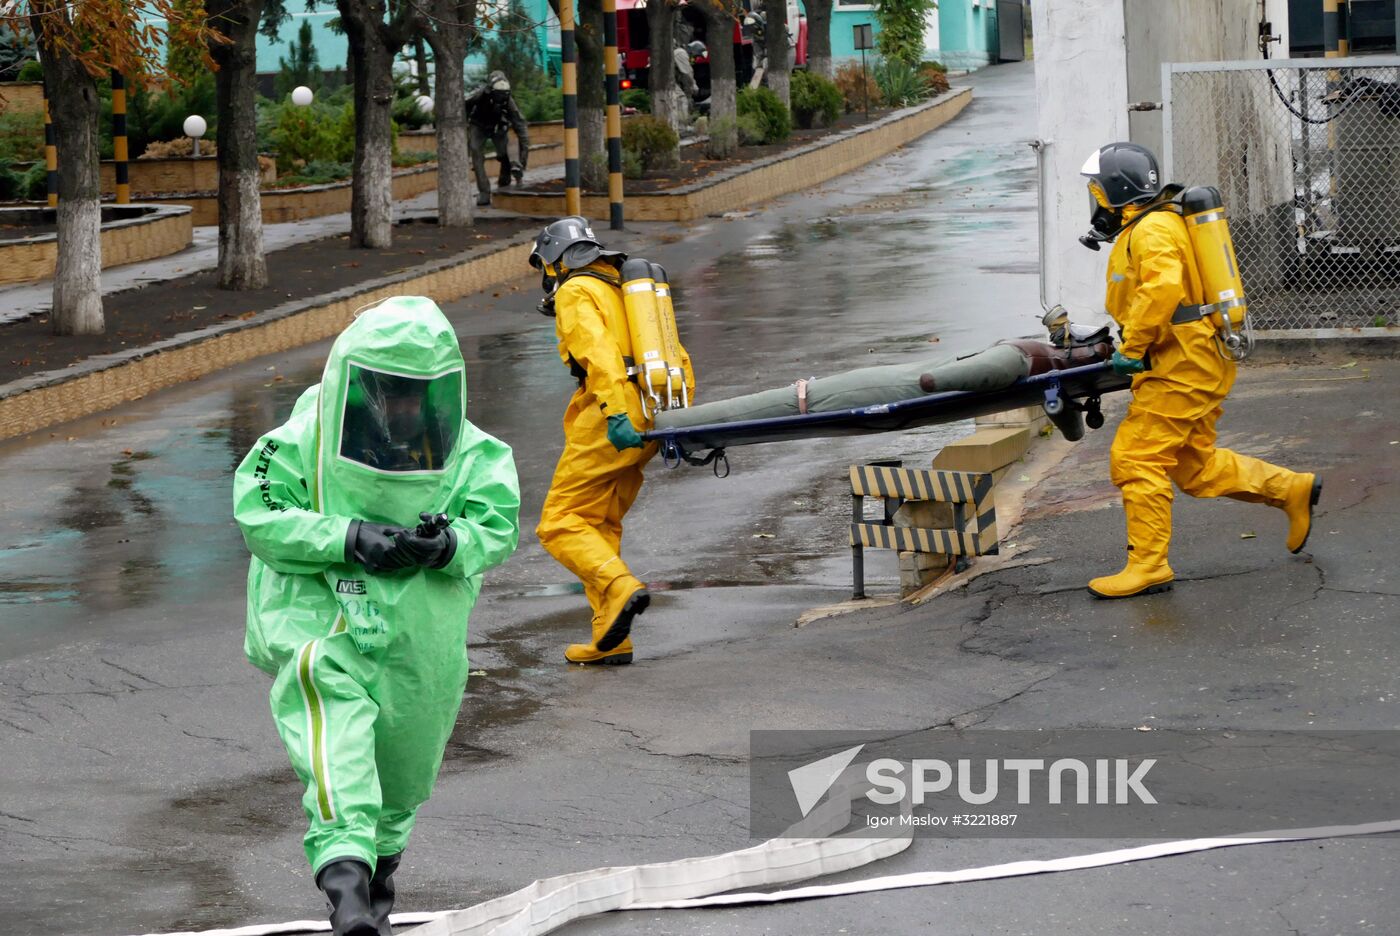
346,520 -> 414,575
393,513 -> 458,570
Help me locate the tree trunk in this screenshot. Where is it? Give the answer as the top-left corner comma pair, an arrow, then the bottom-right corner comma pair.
413,36 -> 431,94
577,0 -> 607,192
34,25 -> 102,335
424,20 -> 474,227
700,2 -> 737,158
210,0 -> 268,289
762,0 -> 790,108
338,1 -> 396,248
645,0 -> 679,130
805,0 -> 833,79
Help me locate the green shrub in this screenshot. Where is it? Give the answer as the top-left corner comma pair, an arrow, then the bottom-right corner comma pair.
874,59 -> 931,108
621,88 -> 651,113
736,112 -> 767,146
790,70 -> 842,129
16,59 -> 42,82
621,147 -> 645,179
392,93 -> 432,131
737,86 -> 791,144
621,115 -> 679,170
0,111 -> 43,164
275,159 -> 352,187
0,158 -> 46,201
268,99 -> 355,173
516,82 -> 564,122
875,0 -> 938,68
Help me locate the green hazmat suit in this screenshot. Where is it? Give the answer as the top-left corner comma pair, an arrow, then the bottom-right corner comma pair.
233,296 -> 520,874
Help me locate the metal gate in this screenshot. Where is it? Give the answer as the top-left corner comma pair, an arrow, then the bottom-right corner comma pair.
1163,56 -> 1400,332
996,0 -> 1024,63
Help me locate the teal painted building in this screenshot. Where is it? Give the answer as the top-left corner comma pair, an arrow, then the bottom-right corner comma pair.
255,7 -> 560,88
827,0 -> 1002,70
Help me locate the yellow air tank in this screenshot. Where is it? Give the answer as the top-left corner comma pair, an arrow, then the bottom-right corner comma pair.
649,262 -> 692,408
620,258 -> 669,414
1181,185 -> 1252,360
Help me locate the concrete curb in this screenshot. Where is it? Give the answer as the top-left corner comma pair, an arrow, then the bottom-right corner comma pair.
494,87 -> 975,222
0,232 -> 536,442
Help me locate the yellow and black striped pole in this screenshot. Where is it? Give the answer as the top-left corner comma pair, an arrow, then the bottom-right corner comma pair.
111,70 -> 130,204
603,0 -> 624,229
43,96 -> 57,208
560,0 -> 582,216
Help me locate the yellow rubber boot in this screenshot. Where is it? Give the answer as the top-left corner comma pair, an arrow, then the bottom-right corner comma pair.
1283,473 -> 1322,553
594,573 -> 649,652
564,615 -> 635,665
1087,561 -> 1175,599
1089,489 -> 1174,599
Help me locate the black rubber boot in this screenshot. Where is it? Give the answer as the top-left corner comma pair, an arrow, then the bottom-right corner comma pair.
369,852 -> 403,936
316,859 -> 380,936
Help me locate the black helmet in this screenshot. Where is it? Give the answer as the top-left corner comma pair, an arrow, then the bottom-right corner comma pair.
1080,142 -> 1160,207
1079,143 -> 1161,250
529,216 -> 625,273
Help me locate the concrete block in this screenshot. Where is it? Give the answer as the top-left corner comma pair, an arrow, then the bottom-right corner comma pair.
932,425 -> 1031,474
976,403 -> 1050,434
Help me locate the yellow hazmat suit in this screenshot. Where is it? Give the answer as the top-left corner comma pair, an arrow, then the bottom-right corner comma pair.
1092,206 -> 1319,598
537,263 -> 661,662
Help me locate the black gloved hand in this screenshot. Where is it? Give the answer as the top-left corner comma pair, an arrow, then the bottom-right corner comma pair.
347,520 -> 414,575
393,512 -> 457,570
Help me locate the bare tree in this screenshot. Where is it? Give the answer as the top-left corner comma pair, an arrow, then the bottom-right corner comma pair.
336,0 -> 422,248
695,0 -> 737,158
761,0 -> 790,108
208,0 -> 268,289
804,0 -> 833,79
419,0 -> 479,227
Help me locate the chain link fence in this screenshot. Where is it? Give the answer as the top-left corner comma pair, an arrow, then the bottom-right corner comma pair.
1165,57 -> 1400,332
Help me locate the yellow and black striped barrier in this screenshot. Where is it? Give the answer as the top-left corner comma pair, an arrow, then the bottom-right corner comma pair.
602,0 -> 624,229
43,96 -> 57,208
111,71 -> 130,204
848,463 -> 998,599
560,0 -> 581,216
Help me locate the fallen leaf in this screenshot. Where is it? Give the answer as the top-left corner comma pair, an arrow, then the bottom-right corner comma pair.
469,669 -> 487,676
1240,532 -> 1256,539
1337,361 -> 1358,369
238,311 -> 257,320
122,449 -> 134,456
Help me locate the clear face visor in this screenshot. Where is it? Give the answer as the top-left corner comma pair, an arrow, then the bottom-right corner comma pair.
340,364 -> 463,473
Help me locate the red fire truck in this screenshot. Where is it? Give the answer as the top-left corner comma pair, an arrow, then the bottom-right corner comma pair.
615,0 -> 807,97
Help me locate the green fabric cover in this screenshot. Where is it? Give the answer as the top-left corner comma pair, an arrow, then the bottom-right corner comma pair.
654,344 -> 1030,430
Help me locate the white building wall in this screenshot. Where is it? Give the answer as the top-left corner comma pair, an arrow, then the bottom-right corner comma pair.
1032,0 -> 1130,324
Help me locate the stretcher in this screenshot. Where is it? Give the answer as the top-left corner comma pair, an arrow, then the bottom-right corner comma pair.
644,361 -> 1133,471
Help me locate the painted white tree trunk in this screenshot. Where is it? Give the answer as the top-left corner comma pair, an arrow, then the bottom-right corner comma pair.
40,40 -> 104,335
53,197 -> 103,335
432,44 -> 474,227
212,0 -> 268,289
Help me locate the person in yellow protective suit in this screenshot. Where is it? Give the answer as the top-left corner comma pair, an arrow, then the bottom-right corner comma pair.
530,217 -> 677,664
1079,143 -> 1321,599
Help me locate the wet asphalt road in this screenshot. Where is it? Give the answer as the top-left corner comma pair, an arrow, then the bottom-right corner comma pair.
4,60 -> 1398,936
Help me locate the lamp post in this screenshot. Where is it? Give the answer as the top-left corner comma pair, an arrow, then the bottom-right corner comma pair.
853,24 -> 873,122
291,85 -> 314,107
183,114 -> 207,158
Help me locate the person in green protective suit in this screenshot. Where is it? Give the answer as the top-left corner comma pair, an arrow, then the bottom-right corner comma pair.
233,296 -> 520,935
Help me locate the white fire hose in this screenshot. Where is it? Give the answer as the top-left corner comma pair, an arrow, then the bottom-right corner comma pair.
129,769 -> 1400,936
